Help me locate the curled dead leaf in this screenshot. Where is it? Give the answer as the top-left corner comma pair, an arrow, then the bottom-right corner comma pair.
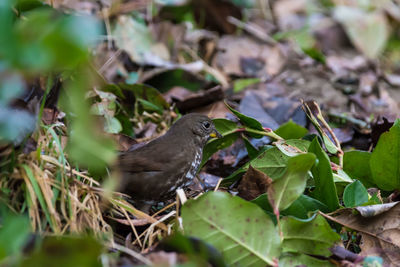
238,165 -> 273,201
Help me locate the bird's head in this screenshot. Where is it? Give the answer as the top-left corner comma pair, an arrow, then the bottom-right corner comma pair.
172,113 -> 222,146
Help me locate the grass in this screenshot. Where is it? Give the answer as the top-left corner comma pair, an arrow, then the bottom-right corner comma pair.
0,121 -> 178,253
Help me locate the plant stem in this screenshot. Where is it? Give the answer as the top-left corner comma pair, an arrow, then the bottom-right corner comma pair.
243,127 -> 283,140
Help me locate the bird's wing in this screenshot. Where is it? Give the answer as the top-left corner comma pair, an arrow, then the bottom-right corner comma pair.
118,151 -> 164,173
118,136 -> 181,173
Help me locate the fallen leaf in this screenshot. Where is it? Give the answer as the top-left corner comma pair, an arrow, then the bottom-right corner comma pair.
334,6 -> 390,59
214,36 -> 286,77
238,165 -> 273,201
321,202 -> 400,266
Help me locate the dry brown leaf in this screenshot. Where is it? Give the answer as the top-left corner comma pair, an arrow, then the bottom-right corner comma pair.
214,35 -> 286,77
321,202 -> 400,266
238,165 -> 273,201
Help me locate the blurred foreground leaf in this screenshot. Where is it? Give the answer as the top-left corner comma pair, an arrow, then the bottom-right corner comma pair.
0,1 -> 101,72
19,236 -> 102,267
0,209 -> 31,262
61,69 -> 116,174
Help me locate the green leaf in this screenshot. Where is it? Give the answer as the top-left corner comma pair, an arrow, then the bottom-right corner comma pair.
233,78 -> 260,93
201,119 -> 239,168
137,98 -> 164,113
104,115 -> 122,134
280,253 -> 335,267
343,180 -> 369,207
0,210 -> 30,261
281,214 -> 340,257
275,139 -> 310,157
275,120 -> 308,140
225,102 -> 263,131
308,138 -> 339,211
332,169 -> 353,184
182,191 -> 281,266
268,153 -> 316,212
252,194 -> 329,219
370,119 -> 400,190
282,194 -> 329,219
343,150 -> 375,188
22,164 -> 58,232
223,147 -> 289,186
242,135 -> 259,159
302,102 -> 339,154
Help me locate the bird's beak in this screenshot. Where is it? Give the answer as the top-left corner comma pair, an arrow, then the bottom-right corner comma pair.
210,129 -> 222,139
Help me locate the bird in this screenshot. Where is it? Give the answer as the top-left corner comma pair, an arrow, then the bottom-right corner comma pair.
116,113 -> 221,211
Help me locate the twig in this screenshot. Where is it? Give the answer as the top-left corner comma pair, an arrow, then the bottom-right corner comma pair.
110,243 -> 152,266
226,16 -> 277,45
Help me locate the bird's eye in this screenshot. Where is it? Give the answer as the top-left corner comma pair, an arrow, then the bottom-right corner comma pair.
202,121 -> 211,129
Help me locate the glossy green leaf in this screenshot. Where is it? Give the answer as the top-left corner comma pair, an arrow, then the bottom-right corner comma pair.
370,119 -> 400,190
182,191 -> 281,267
332,169 -> 353,184
252,194 -> 329,219
223,147 -> 289,186
225,103 -> 263,131
242,135 -> 259,160
268,153 -> 316,212
308,138 -> 339,211
281,214 -> 340,257
343,150 -> 375,188
343,180 -> 369,207
275,120 -> 308,140
302,102 -> 339,154
280,253 -> 334,267
282,194 -> 329,218
275,139 -> 310,157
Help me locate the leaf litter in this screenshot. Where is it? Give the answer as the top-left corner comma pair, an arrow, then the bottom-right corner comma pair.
3,0 -> 400,266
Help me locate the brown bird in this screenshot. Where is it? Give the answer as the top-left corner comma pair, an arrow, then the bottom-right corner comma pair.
117,113 -> 221,210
